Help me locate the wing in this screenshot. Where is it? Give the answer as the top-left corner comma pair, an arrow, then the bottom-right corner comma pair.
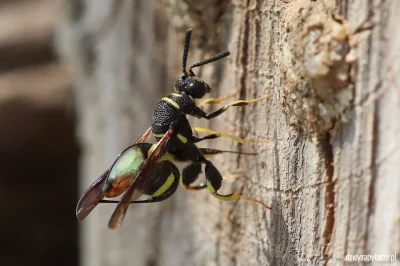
76,126 -> 153,221
76,169 -> 109,221
136,127 -> 152,143
108,128 -> 175,229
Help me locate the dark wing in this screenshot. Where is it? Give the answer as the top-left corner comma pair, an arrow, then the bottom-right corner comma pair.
76,127 -> 153,221
108,128 -> 175,229
136,127 -> 152,143
76,169 -> 109,221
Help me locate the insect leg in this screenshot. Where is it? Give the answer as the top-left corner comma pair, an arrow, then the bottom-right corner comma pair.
202,151 -> 271,209
205,91 -> 273,120
192,127 -> 272,144
181,163 -> 206,190
174,141 -> 271,209
180,163 -> 246,191
205,162 -> 272,210
198,89 -> 239,106
191,91 -> 273,120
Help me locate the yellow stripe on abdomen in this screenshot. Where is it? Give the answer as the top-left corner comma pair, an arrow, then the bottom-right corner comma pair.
153,133 -> 164,138
153,173 -> 175,197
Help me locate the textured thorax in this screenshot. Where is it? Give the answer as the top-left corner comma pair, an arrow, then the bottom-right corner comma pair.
152,92 -> 195,127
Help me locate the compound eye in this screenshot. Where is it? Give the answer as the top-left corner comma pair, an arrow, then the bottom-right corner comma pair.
187,81 -> 207,98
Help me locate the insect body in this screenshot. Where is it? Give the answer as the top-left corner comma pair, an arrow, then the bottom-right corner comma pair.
76,129 -> 262,229
151,28 -> 271,206
76,29 -> 272,229
152,29 -> 268,149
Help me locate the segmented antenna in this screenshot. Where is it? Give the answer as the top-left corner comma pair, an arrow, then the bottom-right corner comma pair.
182,28 -> 192,73
189,51 -> 230,71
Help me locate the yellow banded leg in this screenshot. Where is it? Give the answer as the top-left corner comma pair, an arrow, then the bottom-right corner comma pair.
206,180 -> 271,209
193,127 -> 273,144
198,89 -> 239,107
180,173 -> 246,191
205,91 -> 274,120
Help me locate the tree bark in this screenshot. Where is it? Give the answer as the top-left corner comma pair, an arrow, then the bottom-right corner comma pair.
56,0 -> 400,265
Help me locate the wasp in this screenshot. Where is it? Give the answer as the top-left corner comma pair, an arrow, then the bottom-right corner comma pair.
76,29 -> 273,229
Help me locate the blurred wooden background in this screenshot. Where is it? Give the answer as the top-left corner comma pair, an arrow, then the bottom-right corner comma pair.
0,0 -> 78,266
53,0 -> 399,266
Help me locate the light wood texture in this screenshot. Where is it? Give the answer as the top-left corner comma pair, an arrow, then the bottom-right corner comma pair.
56,0 -> 400,265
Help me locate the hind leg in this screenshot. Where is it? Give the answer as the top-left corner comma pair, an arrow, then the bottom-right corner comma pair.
176,142 -> 271,209
181,163 -> 206,190
181,162 -> 246,191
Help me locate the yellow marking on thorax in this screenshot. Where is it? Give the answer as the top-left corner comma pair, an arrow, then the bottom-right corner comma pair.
162,97 -> 180,109
148,144 -> 174,162
177,134 -> 188,143
153,173 -> 175,197
153,133 -> 164,138
153,133 -> 187,144
171,93 -> 182,97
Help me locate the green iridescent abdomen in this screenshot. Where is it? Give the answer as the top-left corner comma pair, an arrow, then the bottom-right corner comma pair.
103,145 -> 146,198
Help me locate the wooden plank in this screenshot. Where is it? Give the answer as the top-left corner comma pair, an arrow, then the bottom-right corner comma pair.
56,0 -> 400,265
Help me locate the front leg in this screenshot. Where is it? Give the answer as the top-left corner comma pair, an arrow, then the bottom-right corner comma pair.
192,127 -> 272,144
198,89 -> 239,107
190,91 -> 273,120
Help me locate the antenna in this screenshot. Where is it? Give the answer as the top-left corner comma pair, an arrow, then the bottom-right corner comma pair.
181,28 -> 230,75
182,28 -> 192,74
189,51 -> 230,72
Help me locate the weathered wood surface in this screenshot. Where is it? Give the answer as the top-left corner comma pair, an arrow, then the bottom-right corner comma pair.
56,0 -> 400,265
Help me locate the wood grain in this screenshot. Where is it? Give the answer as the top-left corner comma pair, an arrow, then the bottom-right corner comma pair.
56,0 -> 400,265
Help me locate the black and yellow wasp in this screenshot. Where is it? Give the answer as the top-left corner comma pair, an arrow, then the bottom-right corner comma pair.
76,29 -> 272,229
